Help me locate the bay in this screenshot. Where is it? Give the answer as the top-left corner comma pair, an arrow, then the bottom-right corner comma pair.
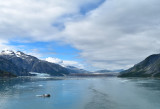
0,77 -> 160,109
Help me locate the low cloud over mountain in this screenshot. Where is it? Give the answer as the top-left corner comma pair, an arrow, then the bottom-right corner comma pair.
45,57 -> 84,69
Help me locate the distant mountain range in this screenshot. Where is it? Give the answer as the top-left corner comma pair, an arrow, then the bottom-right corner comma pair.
3,49 -> 160,78
2,50 -> 145,78
0,50 -> 69,76
66,66 -> 91,74
0,50 -> 94,77
95,69 -> 124,73
119,54 -> 160,77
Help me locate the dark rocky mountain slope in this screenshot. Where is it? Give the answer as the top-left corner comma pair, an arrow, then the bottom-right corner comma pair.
119,54 -> 160,77
0,57 -> 29,76
0,50 -> 69,76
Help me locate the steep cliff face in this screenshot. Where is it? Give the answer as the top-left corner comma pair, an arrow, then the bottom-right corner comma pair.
0,50 -> 69,76
30,60 -> 69,76
0,57 -> 29,76
119,54 -> 160,77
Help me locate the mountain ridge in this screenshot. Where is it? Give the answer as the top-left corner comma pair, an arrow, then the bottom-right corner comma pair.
0,50 -> 69,76
95,69 -> 124,73
119,53 -> 160,77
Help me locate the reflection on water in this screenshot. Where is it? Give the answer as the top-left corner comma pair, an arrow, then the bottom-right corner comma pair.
0,77 -> 160,109
135,78 -> 160,91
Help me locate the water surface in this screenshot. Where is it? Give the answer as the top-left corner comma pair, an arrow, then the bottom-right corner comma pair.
0,77 -> 160,109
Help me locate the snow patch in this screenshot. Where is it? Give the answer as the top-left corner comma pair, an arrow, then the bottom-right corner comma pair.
0,50 -> 15,55
29,72 -> 50,77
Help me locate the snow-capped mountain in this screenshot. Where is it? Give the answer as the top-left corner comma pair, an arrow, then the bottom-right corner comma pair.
1,50 -> 15,55
1,50 -> 37,62
0,50 -> 69,76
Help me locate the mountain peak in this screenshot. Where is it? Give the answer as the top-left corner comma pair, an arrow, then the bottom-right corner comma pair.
0,50 -> 31,59
16,51 -> 26,57
1,50 -> 15,55
119,53 -> 160,77
16,51 -> 24,54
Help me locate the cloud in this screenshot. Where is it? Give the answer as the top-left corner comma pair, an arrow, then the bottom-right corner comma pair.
25,49 -> 43,58
0,40 -> 15,51
1,0 -> 160,70
46,57 -> 84,69
46,57 -> 63,64
61,0 -> 160,70
0,0 -> 102,41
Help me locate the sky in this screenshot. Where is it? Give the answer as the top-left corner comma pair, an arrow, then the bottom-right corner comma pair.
0,0 -> 160,71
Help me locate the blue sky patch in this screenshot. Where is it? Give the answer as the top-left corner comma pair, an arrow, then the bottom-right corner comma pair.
8,41 -> 81,61
80,0 -> 105,15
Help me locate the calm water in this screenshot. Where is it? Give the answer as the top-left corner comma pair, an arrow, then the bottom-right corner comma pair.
0,77 -> 160,109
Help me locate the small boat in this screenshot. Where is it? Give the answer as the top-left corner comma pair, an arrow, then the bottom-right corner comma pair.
36,94 -> 51,97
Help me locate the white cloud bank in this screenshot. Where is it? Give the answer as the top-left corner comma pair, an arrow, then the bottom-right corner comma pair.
1,0 -> 160,70
0,0 -> 101,41
46,57 -> 84,69
62,0 -> 160,69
